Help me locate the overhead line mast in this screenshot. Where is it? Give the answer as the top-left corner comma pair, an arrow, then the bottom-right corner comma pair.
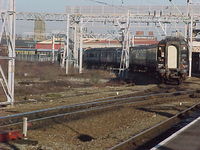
0,0 -> 16,105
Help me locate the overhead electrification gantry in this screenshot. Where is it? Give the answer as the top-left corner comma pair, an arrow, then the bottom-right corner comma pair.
0,0 -> 16,105
16,11 -> 199,75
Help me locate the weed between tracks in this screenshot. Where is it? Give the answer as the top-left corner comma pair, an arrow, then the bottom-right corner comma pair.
0,61 -> 119,102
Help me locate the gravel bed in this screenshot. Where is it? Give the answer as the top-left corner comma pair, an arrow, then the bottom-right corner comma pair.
0,75 -> 200,150
1,94 -> 199,150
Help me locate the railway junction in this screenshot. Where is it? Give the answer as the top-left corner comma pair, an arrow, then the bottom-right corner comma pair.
1,0 -> 200,150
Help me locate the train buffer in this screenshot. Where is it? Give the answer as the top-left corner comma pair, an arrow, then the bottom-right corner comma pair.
151,117 -> 200,150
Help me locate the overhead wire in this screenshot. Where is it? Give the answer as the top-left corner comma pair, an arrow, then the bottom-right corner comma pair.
86,0 -> 114,6
83,0 -> 127,10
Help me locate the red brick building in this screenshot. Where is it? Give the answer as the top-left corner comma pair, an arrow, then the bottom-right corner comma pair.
35,39 -> 64,50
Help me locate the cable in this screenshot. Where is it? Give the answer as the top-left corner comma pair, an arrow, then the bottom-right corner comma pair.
84,0 -> 126,10
86,0 -> 113,6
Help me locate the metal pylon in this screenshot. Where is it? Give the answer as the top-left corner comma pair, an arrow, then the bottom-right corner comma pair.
0,0 -> 15,105
119,12 -> 131,79
61,14 -> 83,74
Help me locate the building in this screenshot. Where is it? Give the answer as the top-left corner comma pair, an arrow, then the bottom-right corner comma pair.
83,31 -> 158,48
35,38 -> 64,50
34,19 -> 46,42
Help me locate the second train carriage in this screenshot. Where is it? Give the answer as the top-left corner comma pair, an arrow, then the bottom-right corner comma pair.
83,47 -> 122,68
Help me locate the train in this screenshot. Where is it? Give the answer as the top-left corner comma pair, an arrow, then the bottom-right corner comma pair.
83,36 -> 189,84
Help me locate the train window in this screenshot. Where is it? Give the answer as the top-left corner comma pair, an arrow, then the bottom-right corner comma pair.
102,53 -> 107,57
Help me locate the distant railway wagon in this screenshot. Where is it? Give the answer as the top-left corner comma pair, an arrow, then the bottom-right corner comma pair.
15,48 -> 59,62
36,49 -> 59,56
16,48 -> 59,55
84,36 -> 189,84
16,48 -> 37,55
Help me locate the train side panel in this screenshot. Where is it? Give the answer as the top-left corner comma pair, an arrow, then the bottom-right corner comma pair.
83,48 -> 121,68
129,45 -> 157,70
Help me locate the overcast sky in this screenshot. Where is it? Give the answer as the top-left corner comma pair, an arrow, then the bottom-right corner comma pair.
16,0 -> 189,12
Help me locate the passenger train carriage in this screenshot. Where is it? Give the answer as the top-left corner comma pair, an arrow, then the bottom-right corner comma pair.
129,44 -> 157,71
157,37 -> 189,83
83,36 -> 189,84
83,47 -> 122,68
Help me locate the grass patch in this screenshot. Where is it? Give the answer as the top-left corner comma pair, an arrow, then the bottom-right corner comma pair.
45,93 -> 62,98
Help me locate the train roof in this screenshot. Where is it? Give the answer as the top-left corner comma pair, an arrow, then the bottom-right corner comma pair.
85,45 -> 158,52
85,47 -> 122,51
159,36 -> 187,45
130,44 -> 157,50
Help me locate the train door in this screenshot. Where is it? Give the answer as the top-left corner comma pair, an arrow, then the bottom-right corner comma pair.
167,45 -> 178,69
192,52 -> 200,73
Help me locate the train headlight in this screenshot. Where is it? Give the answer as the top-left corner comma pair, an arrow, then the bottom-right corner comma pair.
161,52 -> 164,57
158,64 -> 163,68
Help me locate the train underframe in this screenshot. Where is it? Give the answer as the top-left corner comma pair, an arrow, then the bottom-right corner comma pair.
158,69 -> 188,85
84,61 -> 187,85
129,64 -> 187,84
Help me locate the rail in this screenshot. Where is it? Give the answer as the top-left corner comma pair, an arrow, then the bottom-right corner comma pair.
109,101 -> 200,150
0,90 -> 194,128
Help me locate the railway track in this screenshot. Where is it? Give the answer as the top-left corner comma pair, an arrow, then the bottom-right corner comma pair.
109,101 -> 200,150
0,89 -> 195,129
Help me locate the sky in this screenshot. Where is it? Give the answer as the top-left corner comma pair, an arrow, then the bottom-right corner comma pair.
16,0 -> 188,13
13,0 -> 199,36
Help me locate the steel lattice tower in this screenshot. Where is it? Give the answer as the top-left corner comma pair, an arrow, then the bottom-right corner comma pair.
0,0 -> 16,105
